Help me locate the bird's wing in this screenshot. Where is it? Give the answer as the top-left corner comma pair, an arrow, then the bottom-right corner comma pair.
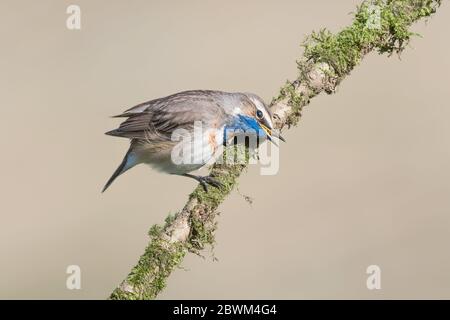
105,90 -> 229,141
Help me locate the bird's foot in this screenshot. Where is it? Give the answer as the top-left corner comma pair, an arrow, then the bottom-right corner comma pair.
182,174 -> 224,192
199,176 -> 224,192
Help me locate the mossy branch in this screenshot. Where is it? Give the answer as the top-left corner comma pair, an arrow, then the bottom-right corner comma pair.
109,0 -> 442,300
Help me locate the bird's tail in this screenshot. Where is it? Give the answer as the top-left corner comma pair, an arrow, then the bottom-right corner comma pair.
102,150 -> 138,193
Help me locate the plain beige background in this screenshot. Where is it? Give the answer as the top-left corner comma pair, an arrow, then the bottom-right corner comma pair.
0,0 -> 449,299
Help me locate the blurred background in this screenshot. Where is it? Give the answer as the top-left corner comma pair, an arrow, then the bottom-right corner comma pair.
0,0 -> 449,299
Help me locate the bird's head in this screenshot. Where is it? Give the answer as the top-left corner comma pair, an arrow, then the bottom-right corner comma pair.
225,93 -> 285,145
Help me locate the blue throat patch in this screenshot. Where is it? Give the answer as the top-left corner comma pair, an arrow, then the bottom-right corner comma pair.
223,114 -> 266,143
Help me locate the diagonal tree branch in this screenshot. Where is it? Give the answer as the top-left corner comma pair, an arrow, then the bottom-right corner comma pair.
109,0 -> 442,300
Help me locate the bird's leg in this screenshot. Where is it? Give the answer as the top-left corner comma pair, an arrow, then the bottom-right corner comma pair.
180,173 -> 224,192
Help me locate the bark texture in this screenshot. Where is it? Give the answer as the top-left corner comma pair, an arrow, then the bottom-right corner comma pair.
110,0 -> 442,300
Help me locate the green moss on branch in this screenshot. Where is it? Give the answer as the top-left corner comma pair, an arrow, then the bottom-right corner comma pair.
110,0 -> 442,300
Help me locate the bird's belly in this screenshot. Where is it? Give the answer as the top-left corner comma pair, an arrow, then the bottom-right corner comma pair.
146,156 -> 204,175
136,127 -> 224,174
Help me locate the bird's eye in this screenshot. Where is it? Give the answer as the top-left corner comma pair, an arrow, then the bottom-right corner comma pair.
256,110 -> 263,119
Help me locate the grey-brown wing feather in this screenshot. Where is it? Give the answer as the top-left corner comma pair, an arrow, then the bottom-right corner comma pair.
105,90 -> 229,141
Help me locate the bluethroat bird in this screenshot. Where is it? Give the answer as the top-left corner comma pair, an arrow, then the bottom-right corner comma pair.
103,90 -> 284,192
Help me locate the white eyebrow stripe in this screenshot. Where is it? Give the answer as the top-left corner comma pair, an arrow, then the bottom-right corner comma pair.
249,96 -> 273,128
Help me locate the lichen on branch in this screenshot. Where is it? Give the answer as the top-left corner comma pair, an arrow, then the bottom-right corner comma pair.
109,0 -> 442,300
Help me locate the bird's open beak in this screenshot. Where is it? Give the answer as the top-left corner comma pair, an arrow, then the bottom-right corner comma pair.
260,124 -> 286,146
